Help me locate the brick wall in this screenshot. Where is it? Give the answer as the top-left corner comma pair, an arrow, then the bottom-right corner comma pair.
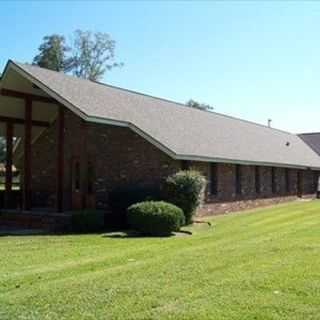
30,118 -> 58,208
191,162 -> 317,215
86,122 -> 180,209
191,162 -> 316,200
26,109 -> 180,210
26,108 -> 85,209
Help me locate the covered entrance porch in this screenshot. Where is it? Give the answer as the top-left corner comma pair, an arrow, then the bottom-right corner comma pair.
0,64 -> 65,213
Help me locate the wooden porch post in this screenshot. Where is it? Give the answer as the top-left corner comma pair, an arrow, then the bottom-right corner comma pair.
57,105 -> 64,212
23,97 -> 32,210
4,122 -> 13,208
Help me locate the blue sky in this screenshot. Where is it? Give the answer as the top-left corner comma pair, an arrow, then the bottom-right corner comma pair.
0,1 -> 319,133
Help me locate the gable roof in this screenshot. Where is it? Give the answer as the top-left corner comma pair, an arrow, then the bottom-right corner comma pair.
299,133 -> 320,156
2,60 -> 320,170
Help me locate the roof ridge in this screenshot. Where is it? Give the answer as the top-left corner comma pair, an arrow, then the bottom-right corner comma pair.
15,61 -> 293,136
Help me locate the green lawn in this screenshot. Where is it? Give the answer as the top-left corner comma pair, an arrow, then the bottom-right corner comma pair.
1,201 -> 320,320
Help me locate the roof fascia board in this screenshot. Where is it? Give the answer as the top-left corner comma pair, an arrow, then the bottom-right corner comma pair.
0,60 -> 11,83
8,62 -> 88,120
176,154 -> 320,170
9,62 -> 131,128
86,116 -> 128,127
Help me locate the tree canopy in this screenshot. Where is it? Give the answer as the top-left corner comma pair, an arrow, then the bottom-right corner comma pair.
32,30 -> 122,81
71,30 -> 123,81
186,99 -> 214,112
32,35 -> 72,72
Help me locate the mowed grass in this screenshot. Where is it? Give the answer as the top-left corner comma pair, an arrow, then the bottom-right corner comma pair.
1,201 -> 320,320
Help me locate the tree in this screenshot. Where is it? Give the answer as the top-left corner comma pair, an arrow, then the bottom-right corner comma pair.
186,99 -> 214,112
32,31 -> 122,81
71,30 -> 122,81
33,34 -> 72,72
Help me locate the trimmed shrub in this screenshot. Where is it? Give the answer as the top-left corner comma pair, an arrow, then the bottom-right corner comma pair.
127,201 -> 184,236
72,209 -> 105,233
108,186 -> 161,227
163,170 -> 206,225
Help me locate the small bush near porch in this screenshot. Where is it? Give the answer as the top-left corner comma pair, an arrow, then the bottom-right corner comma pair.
1,201 -> 320,319
127,201 -> 184,236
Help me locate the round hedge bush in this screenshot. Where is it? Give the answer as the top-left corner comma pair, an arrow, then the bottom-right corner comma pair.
163,170 -> 206,225
127,201 -> 185,236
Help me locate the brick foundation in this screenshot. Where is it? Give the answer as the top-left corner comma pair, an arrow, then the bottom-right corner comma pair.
0,211 -> 71,232
197,195 -> 314,217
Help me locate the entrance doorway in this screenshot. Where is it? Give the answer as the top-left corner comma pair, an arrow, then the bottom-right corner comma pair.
71,157 -> 96,209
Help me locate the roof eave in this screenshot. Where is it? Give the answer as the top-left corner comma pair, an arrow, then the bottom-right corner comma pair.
175,154 -> 320,170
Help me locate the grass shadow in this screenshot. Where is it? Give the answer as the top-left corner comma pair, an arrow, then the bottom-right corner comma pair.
102,229 -> 193,239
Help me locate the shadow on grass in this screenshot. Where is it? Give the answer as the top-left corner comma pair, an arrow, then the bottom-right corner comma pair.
102,229 -> 192,239
101,220 -> 213,239
0,226 -> 195,238
0,227 -> 118,237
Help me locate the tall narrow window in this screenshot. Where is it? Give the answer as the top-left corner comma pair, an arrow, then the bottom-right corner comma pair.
87,161 -> 94,195
235,164 -> 242,195
285,168 -> 290,193
181,160 -> 191,170
271,167 -> 276,194
255,166 -> 261,194
74,161 -> 80,192
209,163 -> 218,195
313,171 -> 318,191
297,170 -> 303,196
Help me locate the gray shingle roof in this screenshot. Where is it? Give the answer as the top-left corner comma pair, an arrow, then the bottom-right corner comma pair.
6,61 -> 320,169
299,133 -> 320,156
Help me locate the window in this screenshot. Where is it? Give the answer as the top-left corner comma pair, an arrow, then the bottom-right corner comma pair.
297,170 -> 303,196
271,167 -> 276,194
87,161 -> 94,195
285,168 -> 290,193
181,160 -> 191,170
73,160 -> 80,192
235,164 -> 242,195
209,163 -> 218,195
313,171 -> 318,191
255,166 -> 261,194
